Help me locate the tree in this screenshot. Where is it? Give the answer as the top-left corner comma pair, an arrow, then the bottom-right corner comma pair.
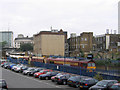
20,43 -> 33,52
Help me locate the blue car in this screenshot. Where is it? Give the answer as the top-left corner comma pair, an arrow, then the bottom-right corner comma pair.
9,64 -> 16,70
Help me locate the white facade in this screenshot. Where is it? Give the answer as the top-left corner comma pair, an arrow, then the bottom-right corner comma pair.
106,35 -> 110,49
14,34 -> 33,48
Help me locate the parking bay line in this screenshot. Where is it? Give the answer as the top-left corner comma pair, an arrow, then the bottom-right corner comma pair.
3,68 -> 62,88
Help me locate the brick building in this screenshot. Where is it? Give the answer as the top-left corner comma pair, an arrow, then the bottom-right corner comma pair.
68,32 -> 93,57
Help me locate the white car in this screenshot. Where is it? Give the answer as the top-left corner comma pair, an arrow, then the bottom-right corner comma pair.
11,64 -> 23,71
14,65 -> 25,72
23,68 -> 35,75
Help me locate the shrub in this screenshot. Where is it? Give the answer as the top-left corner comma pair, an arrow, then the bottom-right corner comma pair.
94,73 -> 103,81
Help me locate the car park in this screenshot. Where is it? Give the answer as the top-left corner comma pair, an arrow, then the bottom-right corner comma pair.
28,68 -> 44,76
67,75 -> 88,88
110,83 -> 120,90
79,78 -> 98,89
89,80 -> 118,90
23,67 -> 35,75
2,60 -> 119,90
34,69 -> 53,78
0,79 -> 8,90
39,71 -> 58,80
55,74 -> 71,85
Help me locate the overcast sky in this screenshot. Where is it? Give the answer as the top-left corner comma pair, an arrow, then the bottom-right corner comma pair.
0,0 -> 119,38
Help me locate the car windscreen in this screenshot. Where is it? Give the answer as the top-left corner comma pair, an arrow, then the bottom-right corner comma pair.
46,72 -> 51,74
81,79 -> 94,84
27,68 -> 33,70
22,66 -> 27,69
35,68 -> 41,71
30,69 -> 35,71
56,73 -> 62,76
96,81 -> 108,87
39,70 -> 44,73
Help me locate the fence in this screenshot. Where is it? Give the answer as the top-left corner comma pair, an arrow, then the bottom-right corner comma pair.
7,57 -> 120,80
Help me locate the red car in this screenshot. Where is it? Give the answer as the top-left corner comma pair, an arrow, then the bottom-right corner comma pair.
34,69 -> 52,78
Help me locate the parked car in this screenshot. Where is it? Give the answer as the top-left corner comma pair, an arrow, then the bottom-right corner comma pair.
110,83 -> 120,90
23,67 -> 35,75
0,59 -> 7,65
3,62 -> 12,69
79,78 -> 98,89
51,73 -> 64,82
39,71 -> 58,80
34,69 -> 53,78
55,74 -> 71,85
28,68 -> 44,76
0,79 -> 8,90
19,66 -> 28,73
0,62 -> 7,67
7,63 -> 16,70
89,80 -> 118,90
14,65 -> 25,72
11,64 -> 21,71
67,75 -> 88,88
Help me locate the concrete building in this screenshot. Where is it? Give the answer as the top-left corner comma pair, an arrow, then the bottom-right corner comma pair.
0,31 -> 13,48
14,34 -> 33,48
33,30 -> 66,56
68,32 -> 93,57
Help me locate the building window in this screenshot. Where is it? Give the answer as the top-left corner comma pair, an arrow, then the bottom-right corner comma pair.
82,45 -> 85,48
85,38 -> 87,41
81,38 -> 84,41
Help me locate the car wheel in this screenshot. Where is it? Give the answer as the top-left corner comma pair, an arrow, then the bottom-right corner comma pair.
75,84 -> 79,88
63,80 -> 67,85
46,77 -> 49,80
51,80 -> 54,82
